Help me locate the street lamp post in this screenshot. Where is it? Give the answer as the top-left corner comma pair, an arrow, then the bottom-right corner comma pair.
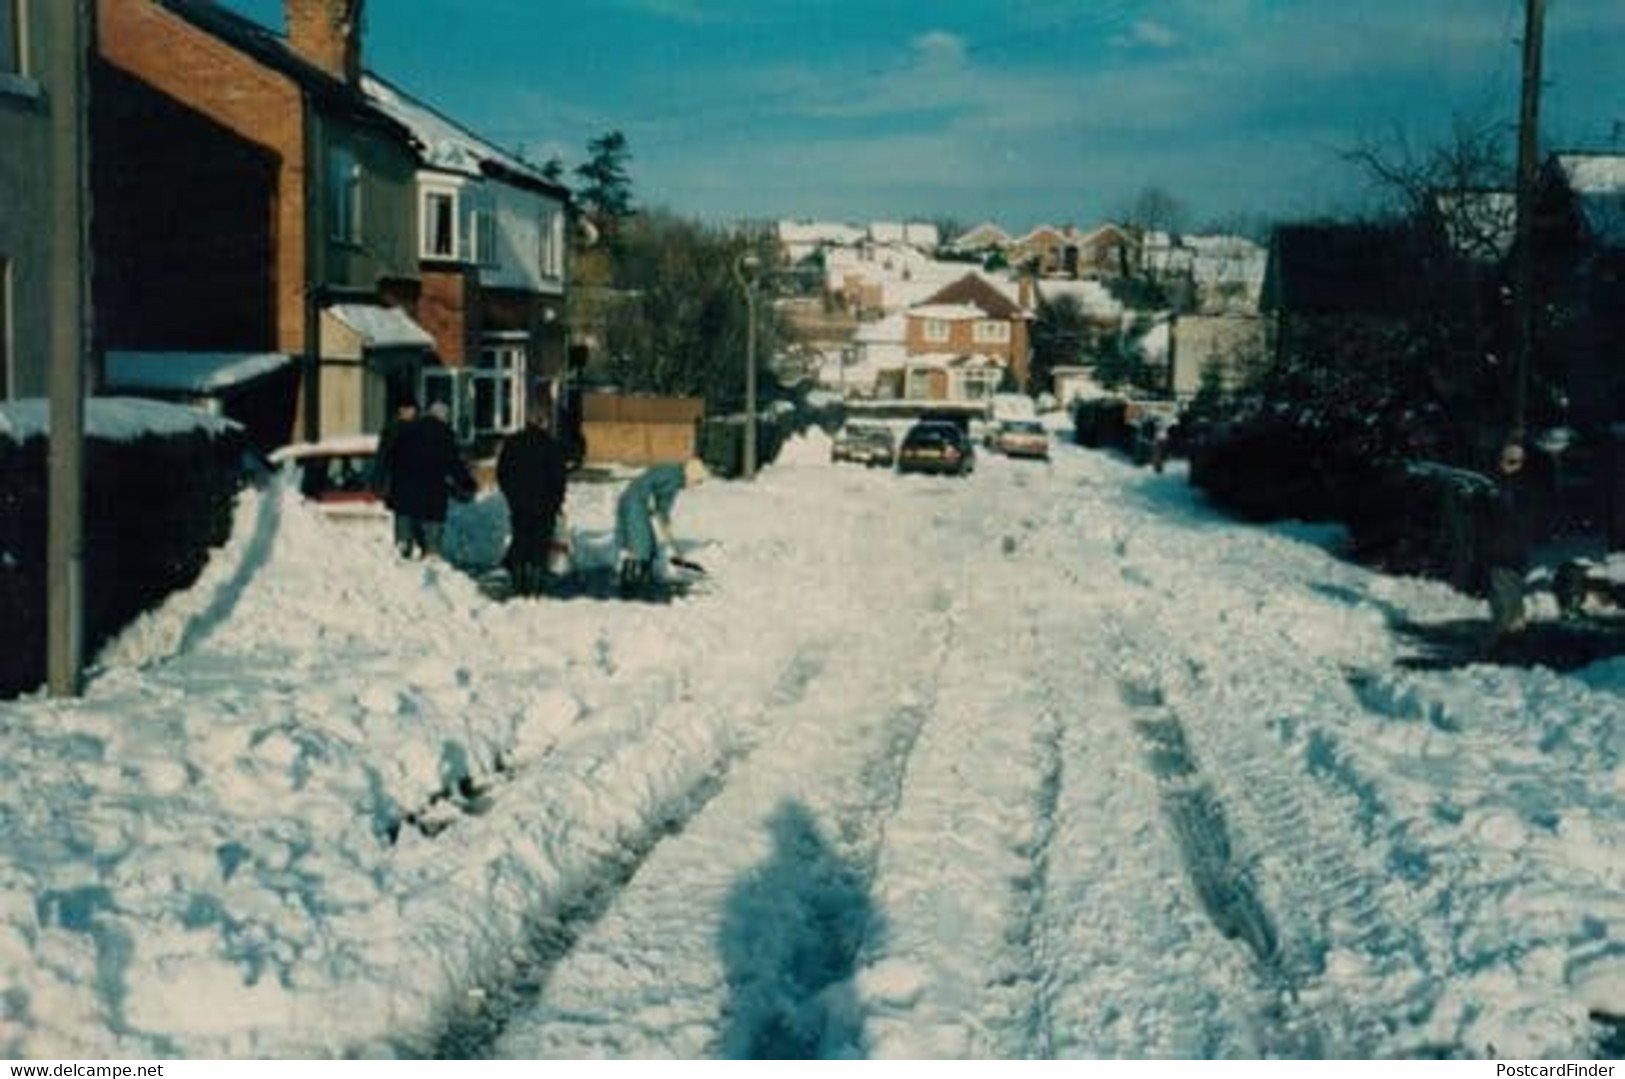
734,252 -> 761,480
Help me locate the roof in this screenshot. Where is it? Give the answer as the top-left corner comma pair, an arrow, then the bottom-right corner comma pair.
853,313 -> 906,343
918,272 -> 1028,320
103,351 -> 294,395
0,397 -> 238,444
361,74 -> 569,198
1034,279 -> 1124,320
325,304 -> 435,349
1552,152 -> 1625,248
904,352 -> 1005,369
1261,223 -> 1422,316
909,303 -> 985,321
949,222 -> 1012,249
155,0 -> 408,140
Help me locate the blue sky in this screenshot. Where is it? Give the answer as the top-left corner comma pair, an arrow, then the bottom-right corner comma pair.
223,0 -> 1622,232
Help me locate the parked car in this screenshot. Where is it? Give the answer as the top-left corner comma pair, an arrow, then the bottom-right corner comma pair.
992,419 -> 1050,460
831,422 -> 897,468
897,421 -> 975,476
269,435 -> 385,517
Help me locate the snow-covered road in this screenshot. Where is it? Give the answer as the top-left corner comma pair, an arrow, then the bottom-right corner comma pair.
2,426 -> 1621,1059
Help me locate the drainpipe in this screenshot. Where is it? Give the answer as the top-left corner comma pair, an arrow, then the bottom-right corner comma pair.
301,95 -> 321,442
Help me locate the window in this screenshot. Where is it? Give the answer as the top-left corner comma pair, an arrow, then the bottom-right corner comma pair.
473,342 -> 526,436
328,147 -> 363,244
421,188 -> 458,259
466,192 -> 497,267
973,320 -> 1010,344
539,208 -> 564,279
923,318 -> 949,344
1,0 -> 19,76
959,368 -> 999,399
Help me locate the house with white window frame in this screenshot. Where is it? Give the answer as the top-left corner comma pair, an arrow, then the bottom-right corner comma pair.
363,73 -> 571,449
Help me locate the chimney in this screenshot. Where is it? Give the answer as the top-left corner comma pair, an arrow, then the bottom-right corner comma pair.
1018,274 -> 1034,311
285,0 -> 363,84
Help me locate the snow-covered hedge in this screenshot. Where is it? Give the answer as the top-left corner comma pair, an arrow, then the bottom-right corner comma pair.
0,400 -> 245,697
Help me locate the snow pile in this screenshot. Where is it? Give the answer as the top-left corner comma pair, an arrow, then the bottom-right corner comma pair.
1,444 -> 1622,1059
773,427 -> 834,468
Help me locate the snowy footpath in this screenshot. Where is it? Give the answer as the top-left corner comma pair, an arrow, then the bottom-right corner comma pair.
1,429 -> 1621,1058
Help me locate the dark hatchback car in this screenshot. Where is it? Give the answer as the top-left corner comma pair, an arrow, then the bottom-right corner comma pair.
897,421 -> 975,476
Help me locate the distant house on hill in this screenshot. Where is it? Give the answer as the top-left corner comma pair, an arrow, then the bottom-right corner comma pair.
895,272 -> 1034,401
1009,223 -> 1139,279
946,222 -> 1012,256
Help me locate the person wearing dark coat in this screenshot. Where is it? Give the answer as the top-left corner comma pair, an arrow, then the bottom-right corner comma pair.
1483,441 -> 1533,638
387,401 -> 475,560
497,396 -> 569,597
372,396 -> 418,508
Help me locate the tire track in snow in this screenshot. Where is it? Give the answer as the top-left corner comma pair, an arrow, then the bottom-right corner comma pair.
487,604 -> 953,1058
1094,507 -> 1445,1055
477,479 -> 964,1058
418,638 -> 838,1058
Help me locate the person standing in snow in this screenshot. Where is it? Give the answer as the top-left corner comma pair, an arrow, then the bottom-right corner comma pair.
497,388 -> 569,597
615,457 -> 708,594
372,394 -> 417,508
1483,440 -> 1533,640
387,400 -> 475,560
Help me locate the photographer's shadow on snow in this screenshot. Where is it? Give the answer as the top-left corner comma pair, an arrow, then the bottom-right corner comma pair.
718,801 -> 873,1059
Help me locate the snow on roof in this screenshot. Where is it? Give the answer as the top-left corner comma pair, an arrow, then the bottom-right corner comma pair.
1036,279 -> 1124,319
908,303 -> 985,321
0,396 -> 239,444
362,74 -> 560,191
1137,319 -> 1172,362
778,220 -> 865,246
1556,152 -> 1625,193
853,313 -> 907,343
103,351 -> 294,395
325,303 -> 435,349
269,434 -> 380,463
949,222 -> 1011,248
905,352 -> 1005,369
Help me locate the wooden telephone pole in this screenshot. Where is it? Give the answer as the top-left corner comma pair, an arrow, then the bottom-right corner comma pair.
1509,0 -> 1546,444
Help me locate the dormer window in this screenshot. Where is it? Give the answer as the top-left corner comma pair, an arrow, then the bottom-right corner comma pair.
421,186 -> 459,260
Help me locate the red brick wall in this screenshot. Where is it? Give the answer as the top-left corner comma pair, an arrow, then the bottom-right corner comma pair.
98,0 -> 308,353
417,267 -> 473,366
285,0 -> 359,84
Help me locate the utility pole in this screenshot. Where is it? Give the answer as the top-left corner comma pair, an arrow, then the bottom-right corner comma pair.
734,252 -> 760,479
47,0 -> 92,697
1509,0 -> 1546,444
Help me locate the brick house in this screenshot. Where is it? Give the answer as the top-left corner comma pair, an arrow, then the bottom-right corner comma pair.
92,0 -> 569,451
898,272 -> 1033,400
94,0 -> 427,446
362,73 -> 571,451
1008,223 -> 1140,279
1,1 -> 91,401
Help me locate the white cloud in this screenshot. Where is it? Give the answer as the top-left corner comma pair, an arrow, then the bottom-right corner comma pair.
911,30 -> 969,68
1114,19 -> 1180,50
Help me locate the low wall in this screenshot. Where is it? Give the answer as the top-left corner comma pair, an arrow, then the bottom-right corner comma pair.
1,400 -> 246,698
